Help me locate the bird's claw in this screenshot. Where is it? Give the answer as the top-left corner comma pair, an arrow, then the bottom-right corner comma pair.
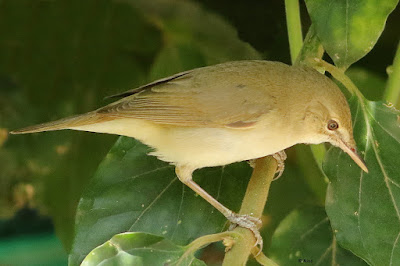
227,213 -> 263,254
272,150 -> 287,180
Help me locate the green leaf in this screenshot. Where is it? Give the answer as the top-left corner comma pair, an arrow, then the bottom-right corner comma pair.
269,206 -> 367,266
346,67 -> 386,101
81,232 -> 205,266
305,0 -> 399,68
295,144 -> 328,205
69,137 -> 252,265
260,159 -> 319,251
324,96 -> 400,265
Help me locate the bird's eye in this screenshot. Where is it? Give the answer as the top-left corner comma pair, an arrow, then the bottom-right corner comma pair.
327,120 -> 339,131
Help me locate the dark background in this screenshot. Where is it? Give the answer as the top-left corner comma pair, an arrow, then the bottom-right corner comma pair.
0,0 -> 398,264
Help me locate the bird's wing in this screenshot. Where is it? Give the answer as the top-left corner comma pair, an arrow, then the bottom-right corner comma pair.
105,70 -> 192,99
98,66 -> 273,128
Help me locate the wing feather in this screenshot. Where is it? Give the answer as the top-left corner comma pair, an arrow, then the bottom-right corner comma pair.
98,61 -> 276,128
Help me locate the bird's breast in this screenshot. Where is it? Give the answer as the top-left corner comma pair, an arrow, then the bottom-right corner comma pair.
72,117 -> 298,169
148,123 -> 296,168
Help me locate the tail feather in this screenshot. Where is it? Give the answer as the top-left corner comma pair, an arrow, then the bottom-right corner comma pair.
10,112 -> 114,134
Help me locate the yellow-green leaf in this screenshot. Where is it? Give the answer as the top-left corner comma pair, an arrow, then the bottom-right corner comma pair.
81,232 -> 205,266
305,0 -> 399,68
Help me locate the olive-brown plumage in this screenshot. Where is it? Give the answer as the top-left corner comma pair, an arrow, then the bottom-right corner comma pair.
11,60 -> 367,246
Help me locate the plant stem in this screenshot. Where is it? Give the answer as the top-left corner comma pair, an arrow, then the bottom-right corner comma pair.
312,59 -> 362,97
252,248 -> 279,266
285,0 -> 303,63
294,26 -> 324,67
296,27 -> 327,166
238,157 -> 277,217
222,156 -> 277,266
288,5 -> 333,181
178,231 -> 236,265
383,42 -> 400,108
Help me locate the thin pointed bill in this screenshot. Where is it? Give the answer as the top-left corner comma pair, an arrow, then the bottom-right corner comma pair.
337,139 -> 369,173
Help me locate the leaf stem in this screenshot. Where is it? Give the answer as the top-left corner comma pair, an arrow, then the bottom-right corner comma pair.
222,156 -> 278,265
311,58 -> 363,98
177,231 -> 236,265
285,0 -> 303,63
383,42 -> 400,108
294,26 -> 324,67
252,248 -> 279,266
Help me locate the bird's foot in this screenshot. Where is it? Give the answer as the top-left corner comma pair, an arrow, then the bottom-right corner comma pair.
272,150 -> 287,180
227,213 -> 263,252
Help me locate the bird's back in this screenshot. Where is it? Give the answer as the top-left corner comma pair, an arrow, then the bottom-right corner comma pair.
12,60 -> 343,134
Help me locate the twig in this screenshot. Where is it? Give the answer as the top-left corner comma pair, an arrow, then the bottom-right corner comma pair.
383,42 -> 400,108
285,0 -> 303,63
222,156 -> 278,265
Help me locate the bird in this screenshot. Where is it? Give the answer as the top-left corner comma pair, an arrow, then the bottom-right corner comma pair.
11,60 -> 368,248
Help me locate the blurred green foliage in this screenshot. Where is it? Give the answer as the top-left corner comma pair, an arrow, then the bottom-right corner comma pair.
0,0 -> 399,265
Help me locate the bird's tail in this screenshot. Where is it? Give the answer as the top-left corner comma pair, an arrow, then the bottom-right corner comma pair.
10,112 -> 114,134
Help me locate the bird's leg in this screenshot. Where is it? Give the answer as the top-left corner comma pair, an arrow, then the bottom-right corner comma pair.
176,165 -> 234,218
175,166 -> 263,247
272,150 -> 287,180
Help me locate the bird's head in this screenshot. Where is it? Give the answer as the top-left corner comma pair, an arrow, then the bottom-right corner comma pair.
299,77 -> 368,173
321,113 -> 368,173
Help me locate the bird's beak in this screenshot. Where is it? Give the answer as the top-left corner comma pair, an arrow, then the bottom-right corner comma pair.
337,138 -> 368,173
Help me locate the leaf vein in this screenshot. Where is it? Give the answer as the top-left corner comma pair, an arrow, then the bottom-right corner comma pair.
390,231 -> 400,266
171,183 -> 186,240
356,99 -> 369,258
315,242 -> 332,266
130,165 -> 174,181
368,124 -> 400,222
299,217 -> 329,242
129,177 -> 178,230
361,99 -> 400,262
388,178 -> 400,189
366,106 -> 400,143
354,100 -> 364,223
